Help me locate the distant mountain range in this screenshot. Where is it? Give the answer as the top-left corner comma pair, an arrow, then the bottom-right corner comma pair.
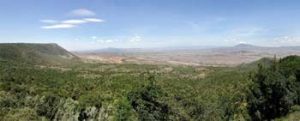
74,43 -> 300,66
232,43 -> 300,50
0,43 -> 299,66
213,44 -> 300,54
77,43 -> 300,54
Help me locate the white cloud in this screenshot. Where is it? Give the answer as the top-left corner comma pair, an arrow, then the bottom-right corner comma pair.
62,19 -> 87,24
62,18 -> 104,25
84,18 -> 104,22
40,8 -> 103,30
62,18 -> 104,24
41,18 -> 104,29
41,24 -> 76,29
40,19 -> 58,24
129,35 -> 142,43
70,8 -> 96,17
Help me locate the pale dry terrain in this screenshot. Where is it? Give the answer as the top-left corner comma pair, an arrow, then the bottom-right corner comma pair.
76,44 -> 300,66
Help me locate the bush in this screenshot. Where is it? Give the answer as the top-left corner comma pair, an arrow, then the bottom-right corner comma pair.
36,95 -> 61,120
247,56 -> 300,120
115,99 -> 134,121
127,76 -> 170,121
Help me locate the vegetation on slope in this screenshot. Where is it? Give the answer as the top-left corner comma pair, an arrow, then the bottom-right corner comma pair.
0,59 -> 252,120
0,44 -> 299,120
0,43 -> 78,65
247,55 -> 300,120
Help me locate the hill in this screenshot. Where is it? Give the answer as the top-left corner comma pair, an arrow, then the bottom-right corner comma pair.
0,43 -> 78,65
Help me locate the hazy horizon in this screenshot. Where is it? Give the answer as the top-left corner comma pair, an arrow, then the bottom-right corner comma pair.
1,0 -> 300,50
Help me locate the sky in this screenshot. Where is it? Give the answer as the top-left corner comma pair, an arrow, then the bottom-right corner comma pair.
1,0 -> 300,50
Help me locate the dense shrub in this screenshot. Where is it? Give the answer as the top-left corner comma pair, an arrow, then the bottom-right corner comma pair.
127,76 -> 170,121
247,56 -> 300,120
115,99 -> 134,121
36,95 -> 61,120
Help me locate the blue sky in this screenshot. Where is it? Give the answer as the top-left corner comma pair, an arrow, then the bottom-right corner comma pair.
1,0 -> 300,50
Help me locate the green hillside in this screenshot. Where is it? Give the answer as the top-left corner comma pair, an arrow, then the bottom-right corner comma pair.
0,43 -> 78,65
0,44 -> 299,121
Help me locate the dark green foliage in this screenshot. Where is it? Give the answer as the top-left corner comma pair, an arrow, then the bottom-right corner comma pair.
279,55 -> 300,77
279,56 -> 300,105
78,109 -> 88,121
247,66 -> 294,120
297,69 -> 300,82
36,95 -> 61,120
247,56 -> 300,120
128,76 -> 170,121
115,99 -> 133,121
181,99 -> 205,120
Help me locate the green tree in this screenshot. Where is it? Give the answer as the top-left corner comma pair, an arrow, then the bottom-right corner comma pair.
127,75 -> 170,121
247,59 -> 298,120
